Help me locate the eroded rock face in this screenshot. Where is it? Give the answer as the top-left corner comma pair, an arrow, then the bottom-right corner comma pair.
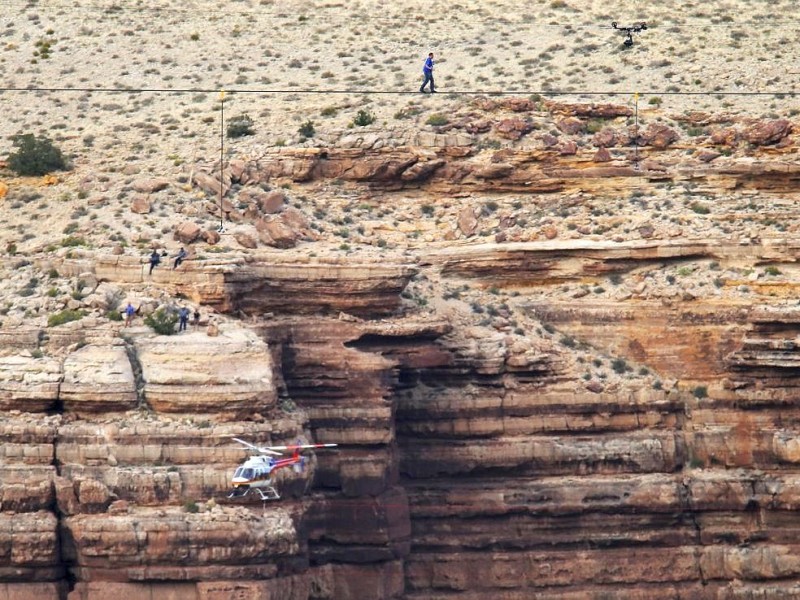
10,101 -> 800,599
0,355 -> 61,411
64,507 -> 299,579
135,328 -> 277,415
61,344 -> 136,413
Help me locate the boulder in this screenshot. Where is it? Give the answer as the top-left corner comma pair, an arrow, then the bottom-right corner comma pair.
260,219 -> 299,249
202,229 -> 221,245
234,232 -> 258,249
193,171 -> 231,198
259,190 -> 287,214
639,123 -> 679,149
494,118 -> 534,140
744,119 -> 792,146
711,127 -> 738,146
281,207 -> 310,231
638,224 -> 655,239
132,177 -> 170,194
593,147 -> 612,162
130,195 -> 151,214
457,207 -> 478,237
558,140 -> 578,155
542,225 -> 558,239
556,117 -> 585,135
592,128 -> 617,148
464,119 -> 492,134
173,222 -> 202,244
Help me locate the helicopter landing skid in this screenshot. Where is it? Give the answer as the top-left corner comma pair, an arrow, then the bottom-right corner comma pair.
227,486 -> 281,501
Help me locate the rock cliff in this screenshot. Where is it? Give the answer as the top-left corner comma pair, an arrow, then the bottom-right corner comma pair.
5,100 -> 800,598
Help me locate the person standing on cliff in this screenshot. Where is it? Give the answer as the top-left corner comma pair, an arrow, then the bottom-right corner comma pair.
178,306 -> 190,332
124,302 -> 136,327
420,52 -> 436,93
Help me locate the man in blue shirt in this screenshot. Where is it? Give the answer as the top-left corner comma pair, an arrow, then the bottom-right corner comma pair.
420,52 -> 435,93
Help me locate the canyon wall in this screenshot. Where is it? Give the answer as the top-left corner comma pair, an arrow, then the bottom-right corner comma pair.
4,102 -> 800,598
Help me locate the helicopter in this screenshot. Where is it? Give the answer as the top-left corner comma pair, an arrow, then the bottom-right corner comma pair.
611,21 -> 648,47
227,437 -> 338,501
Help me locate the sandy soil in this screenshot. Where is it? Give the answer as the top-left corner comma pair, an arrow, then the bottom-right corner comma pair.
0,0 -> 797,365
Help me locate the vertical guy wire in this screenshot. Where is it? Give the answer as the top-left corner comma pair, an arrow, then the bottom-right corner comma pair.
218,89 -> 225,233
633,91 -> 640,171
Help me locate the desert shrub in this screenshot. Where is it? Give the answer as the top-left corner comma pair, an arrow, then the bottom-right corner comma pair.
183,500 -> 199,513
426,114 -> 449,126
61,236 -> 86,247
144,307 -> 178,335
352,109 -> 376,127
611,357 -> 629,373
298,120 -> 315,138
7,133 -> 67,176
693,386 -> 708,399
48,309 -> 86,327
227,114 -> 255,138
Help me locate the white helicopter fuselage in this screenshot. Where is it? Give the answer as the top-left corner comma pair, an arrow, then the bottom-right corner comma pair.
231,455 -> 278,489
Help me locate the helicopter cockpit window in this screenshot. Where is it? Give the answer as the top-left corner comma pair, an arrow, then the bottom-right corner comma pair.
234,467 -> 255,480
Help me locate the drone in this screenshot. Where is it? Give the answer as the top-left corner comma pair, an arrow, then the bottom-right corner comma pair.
227,437 -> 338,501
612,21 -> 648,47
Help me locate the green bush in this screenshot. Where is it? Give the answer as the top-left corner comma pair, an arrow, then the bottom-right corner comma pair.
298,120 -> 315,138
144,307 -> 178,335
183,500 -> 199,513
611,357 -> 629,373
426,114 -> 449,126
61,236 -> 86,247
352,109 -> 376,127
106,310 -> 123,322
227,114 -> 255,138
7,133 -> 67,176
47,309 -> 86,327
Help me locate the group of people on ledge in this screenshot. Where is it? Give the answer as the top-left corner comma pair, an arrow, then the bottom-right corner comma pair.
148,247 -> 187,275
124,302 -> 199,332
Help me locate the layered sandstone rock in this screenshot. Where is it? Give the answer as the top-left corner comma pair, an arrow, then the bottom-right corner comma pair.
134,327 -> 277,415
60,343 -> 136,413
0,355 -> 61,411
63,507 -> 299,581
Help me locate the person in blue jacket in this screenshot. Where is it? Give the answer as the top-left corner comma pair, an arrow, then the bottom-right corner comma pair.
420,52 -> 436,93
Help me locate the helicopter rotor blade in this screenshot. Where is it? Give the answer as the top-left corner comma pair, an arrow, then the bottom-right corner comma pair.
232,437 -> 283,456
264,443 -> 339,452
